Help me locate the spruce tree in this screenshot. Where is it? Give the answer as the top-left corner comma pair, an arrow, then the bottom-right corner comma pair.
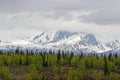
104,55 -> 109,76
57,50 -> 61,64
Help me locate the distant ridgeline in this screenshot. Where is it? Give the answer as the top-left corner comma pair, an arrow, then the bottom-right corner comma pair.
0,30 -> 120,55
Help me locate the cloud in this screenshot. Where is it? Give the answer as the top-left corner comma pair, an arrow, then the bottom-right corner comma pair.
0,11 -> 89,31
0,0 -> 118,12
0,0 -> 120,25
0,0 -> 120,40
0,11 -> 119,37
0,0 -> 88,12
79,8 -> 120,25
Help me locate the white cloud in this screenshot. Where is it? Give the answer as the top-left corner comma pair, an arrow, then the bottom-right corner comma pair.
0,0 -> 120,40
0,11 -> 119,41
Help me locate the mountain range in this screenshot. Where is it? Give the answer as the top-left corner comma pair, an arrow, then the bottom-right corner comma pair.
0,30 -> 120,54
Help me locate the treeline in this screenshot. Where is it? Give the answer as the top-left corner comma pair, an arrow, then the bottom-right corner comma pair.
0,49 -> 120,80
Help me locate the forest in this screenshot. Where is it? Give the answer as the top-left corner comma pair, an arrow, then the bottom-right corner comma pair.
0,49 -> 120,80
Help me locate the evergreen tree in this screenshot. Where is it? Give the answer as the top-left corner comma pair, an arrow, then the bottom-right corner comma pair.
115,53 -> 118,58
108,53 -> 113,62
104,55 -> 109,76
69,52 -> 74,65
57,50 -> 61,64
26,50 -> 29,66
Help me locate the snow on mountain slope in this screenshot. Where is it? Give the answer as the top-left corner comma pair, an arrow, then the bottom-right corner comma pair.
40,32 -> 105,53
31,30 -> 111,53
101,47 -> 120,55
106,40 -> 120,49
0,40 -> 44,52
32,30 -> 77,44
0,30 -> 120,54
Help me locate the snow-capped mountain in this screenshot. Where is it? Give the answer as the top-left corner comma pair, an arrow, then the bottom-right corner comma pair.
32,30 -> 77,44
0,30 -> 120,54
106,40 -> 120,49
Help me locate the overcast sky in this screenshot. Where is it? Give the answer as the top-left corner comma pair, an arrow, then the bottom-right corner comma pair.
0,0 -> 120,40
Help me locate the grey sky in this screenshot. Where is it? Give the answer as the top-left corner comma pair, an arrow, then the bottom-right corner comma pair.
0,0 -> 120,40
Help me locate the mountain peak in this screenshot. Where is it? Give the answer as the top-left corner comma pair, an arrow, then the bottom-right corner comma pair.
83,33 -> 98,46
0,30 -> 120,54
33,30 -> 77,44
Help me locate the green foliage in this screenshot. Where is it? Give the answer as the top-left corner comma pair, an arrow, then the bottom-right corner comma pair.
0,65 -> 11,80
59,58 -> 65,66
47,54 -> 57,67
27,64 -> 44,80
107,72 -> 120,80
67,68 -> 79,80
0,50 -> 120,79
53,66 -> 59,74
71,56 -> 79,67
